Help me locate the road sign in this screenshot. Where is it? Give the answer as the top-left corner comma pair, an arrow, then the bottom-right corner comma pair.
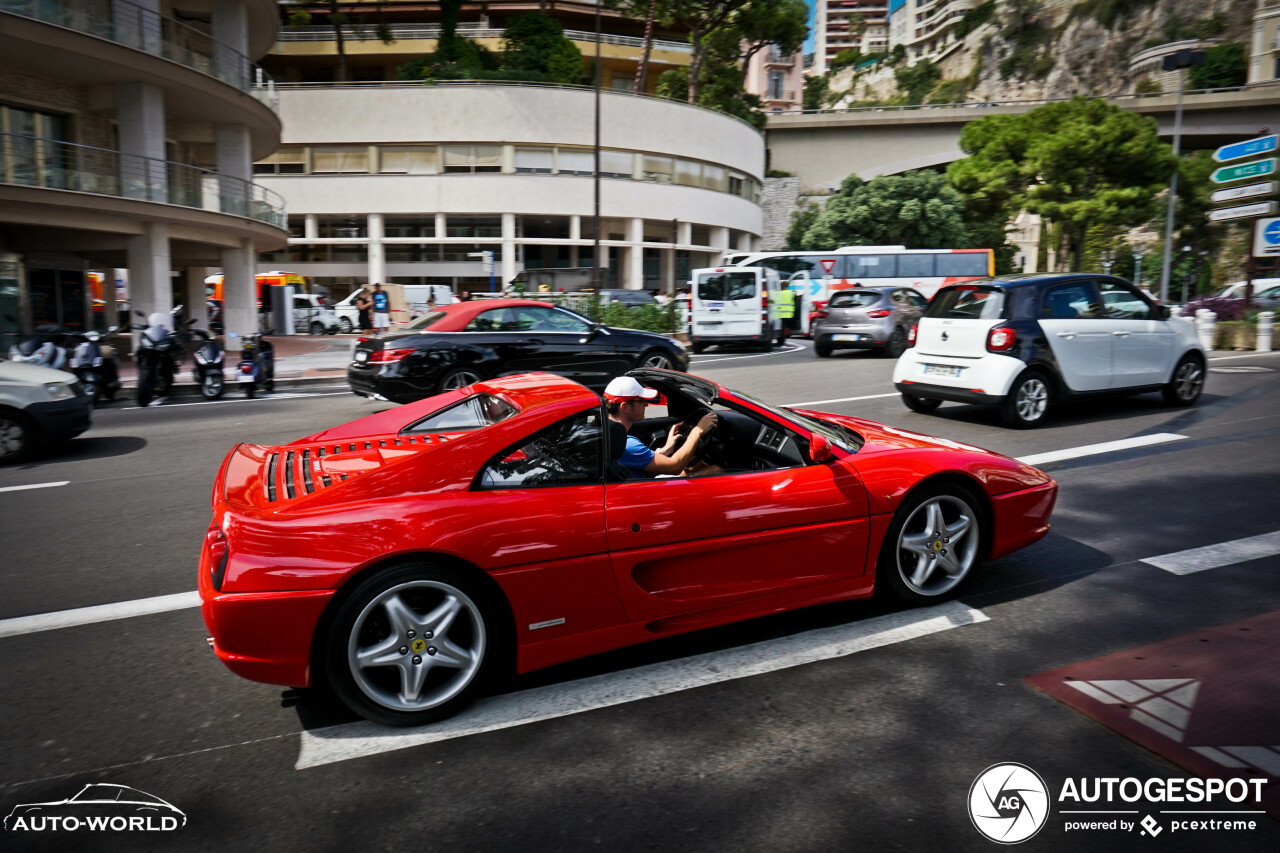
819,258 -> 837,275
1207,201 -> 1278,223
1211,159 -> 1277,184
1214,134 -> 1279,164
1210,181 -> 1277,204
1254,217 -> 1280,256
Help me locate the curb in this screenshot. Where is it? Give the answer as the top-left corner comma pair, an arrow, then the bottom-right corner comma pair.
114,373 -> 349,402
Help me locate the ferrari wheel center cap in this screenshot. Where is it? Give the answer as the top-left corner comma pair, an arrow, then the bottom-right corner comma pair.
410,638 -> 427,654
931,539 -> 944,553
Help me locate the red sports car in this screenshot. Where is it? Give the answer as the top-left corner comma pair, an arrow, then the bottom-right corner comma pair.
200,369 -> 1056,726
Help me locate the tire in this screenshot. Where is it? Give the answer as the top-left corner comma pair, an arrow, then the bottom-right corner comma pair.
338,317 -> 354,335
437,366 -> 482,394
691,343 -> 707,355
901,392 -> 942,414
1000,371 -> 1051,429
136,370 -> 153,408
200,373 -> 224,400
0,409 -> 37,465
638,349 -> 675,371
82,380 -> 98,406
814,343 -> 832,358
883,326 -> 908,359
245,382 -> 256,399
310,321 -> 324,336
324,562 -> 498,726
1162,353 -> 1205,406
877,483 -> 985,606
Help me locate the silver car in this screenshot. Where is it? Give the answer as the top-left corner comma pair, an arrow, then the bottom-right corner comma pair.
812,286 -> 928,358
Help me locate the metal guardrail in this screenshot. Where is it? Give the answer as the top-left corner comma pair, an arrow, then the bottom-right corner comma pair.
0,132 -> 287,229
2,0 -> 277,110
275,23 -> 693,54
272,80 -> 766,135
778,80 -> 1280,117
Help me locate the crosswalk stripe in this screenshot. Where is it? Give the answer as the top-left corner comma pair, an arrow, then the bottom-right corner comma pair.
1142,530 -> 1280,576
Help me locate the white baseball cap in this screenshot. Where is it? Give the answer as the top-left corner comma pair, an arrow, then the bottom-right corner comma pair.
603,376 -> 659,403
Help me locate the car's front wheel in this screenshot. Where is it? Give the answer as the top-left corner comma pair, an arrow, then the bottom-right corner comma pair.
0,409 -> 36,465
1162,353 -> 1205,406
1000,371 -> 1050,429
338,317 -> 354,334
877,484 -> 984,605
310,321 -> 325,336
325,563 -> 498,726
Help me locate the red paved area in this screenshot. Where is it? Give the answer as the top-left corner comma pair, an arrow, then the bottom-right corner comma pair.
1027,610 -> 1280,820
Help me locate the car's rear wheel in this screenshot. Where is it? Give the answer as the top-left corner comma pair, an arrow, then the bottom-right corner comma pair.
1000,371 -> 1050,429
1162,353 -> 1204,406
338,317 -> 354,334
883,326 -> 908,358
814,343 -> 832,358
901,393 -> 941,414
638,349 -> 675,370
325,563 -> 497,726
437,366 -> 482,394
878,484 -> 984,605
310,321 -> 324,336
136,369 -> 153,408
691,343 -> 706,355
0,409 -> 36,465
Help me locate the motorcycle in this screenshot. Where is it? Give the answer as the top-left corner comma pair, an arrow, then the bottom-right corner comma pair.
7,322 -> 69,370
67,327 -> 122,404
133,308 -> 185,407
190,328 -> 226,400
235,332 -> 275,398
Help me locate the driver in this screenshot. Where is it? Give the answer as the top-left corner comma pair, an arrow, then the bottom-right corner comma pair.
604,376 -> 718,478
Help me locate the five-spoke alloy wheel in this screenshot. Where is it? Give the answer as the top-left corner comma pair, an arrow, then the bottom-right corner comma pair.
1162,354 -> 1204,406
1000,372 -> 1050,429
437,367 -> 482,394
878,485 -> 983,605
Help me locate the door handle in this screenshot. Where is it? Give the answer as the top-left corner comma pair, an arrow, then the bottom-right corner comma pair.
1112,331 -> 1130,337
1055,331 -> 1075,339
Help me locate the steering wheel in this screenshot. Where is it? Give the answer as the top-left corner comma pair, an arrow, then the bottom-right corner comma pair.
676,406 -> 721,466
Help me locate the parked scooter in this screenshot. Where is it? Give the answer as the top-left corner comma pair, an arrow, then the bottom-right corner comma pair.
190,328 -> 226,400
235,332 -> 275,398
7,322 -> 69,370
67,327 -> 122,404
133,308 -> 184,407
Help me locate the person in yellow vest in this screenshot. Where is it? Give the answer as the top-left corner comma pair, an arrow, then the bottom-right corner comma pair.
775,286 -> 797,334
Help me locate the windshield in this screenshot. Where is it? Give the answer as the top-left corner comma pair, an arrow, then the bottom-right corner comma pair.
401,311 -> 449,330
829,291 -> 884,309
925,285 -> 1005,320
697,271 -> 757,302
725,389 -> 861,453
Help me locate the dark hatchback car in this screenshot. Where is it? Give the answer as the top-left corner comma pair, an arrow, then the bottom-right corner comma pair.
348,299 -> 689,403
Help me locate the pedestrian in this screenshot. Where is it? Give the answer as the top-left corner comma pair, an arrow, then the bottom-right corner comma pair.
371,283 -> 390,333
355,287 -> 373,334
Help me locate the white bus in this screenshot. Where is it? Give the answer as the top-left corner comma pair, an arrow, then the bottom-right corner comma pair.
722,246 -> 994,334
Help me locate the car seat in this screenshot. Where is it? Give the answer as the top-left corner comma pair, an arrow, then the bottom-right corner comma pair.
1046,291 -> 1079,320
606,419 -> 633,482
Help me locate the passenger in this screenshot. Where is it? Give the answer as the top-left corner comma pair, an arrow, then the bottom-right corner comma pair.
604,376 -> 718,478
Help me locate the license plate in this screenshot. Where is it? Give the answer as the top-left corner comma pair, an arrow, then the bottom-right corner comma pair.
237,373 -> 255,383
699,321 -> 722,327
706,301 -> 724,309
355,351 -> 369,363
924,364 -> 961,378
833,334 -> 862,342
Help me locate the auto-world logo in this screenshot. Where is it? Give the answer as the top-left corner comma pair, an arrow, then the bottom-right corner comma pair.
4,784 -> 186,833
968,763 -> 1050,844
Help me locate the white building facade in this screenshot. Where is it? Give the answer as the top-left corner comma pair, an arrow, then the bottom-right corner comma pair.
888,0 -> 978,63
255,84 -> 765,297
0,0 -> 287,348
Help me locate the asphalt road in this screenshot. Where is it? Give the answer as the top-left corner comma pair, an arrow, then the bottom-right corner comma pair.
2,342 -> 1278,852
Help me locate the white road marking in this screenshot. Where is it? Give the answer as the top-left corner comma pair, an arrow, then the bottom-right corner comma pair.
295,601 -> 988,769
120,391 -> 350,410
1208,351 -> 1280,361
0,591 -> 201,639
0,481 -> 69,493
1015,433 -> 1187,467
784,392 -> 899,408
690,344 -> 805,363
1141,530 -> 1280,576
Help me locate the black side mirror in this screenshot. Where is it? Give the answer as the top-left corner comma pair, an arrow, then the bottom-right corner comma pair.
1155,305 -> 1171,320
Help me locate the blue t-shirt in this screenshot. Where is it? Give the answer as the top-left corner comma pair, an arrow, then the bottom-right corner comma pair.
618,434 -> 655,478
372,290 -> 389,312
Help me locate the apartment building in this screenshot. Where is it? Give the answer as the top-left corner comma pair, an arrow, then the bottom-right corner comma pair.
888,0 -> 977,63
814,0 -> 891,74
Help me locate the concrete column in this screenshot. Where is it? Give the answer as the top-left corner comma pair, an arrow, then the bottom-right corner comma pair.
116,81 -> 166,202
659,248 -> 675,295
435,212 -> 447,239
367,213 -> 385,284
304,214 -> 318,239
215,123 -> 252,217
220,239 -> 255,355
127,223 -> 172,345
711,226 -> 730,256
570,215 -> 581,240
678,222 -> 692,246
627,217 -> 644,290
211,0 -> 250,88
184,267 -> 208,330
501,212 -> 516,288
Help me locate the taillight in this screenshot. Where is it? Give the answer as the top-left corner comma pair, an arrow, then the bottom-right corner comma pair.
238,363 -> 253,374
867,309 -> 892,318
907,325 -> 917,346
987,326 -> 1018,352
367,348 -> 415,364
816,309 -> 829,319
207,526 -> 229,591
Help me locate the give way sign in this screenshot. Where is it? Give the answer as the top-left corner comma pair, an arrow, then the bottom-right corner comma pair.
820,259 -> 837,276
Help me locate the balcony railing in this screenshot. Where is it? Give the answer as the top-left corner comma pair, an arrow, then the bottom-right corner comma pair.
2,0 -> 278,108
275,23 -> 693,54
0,132 -> 287,229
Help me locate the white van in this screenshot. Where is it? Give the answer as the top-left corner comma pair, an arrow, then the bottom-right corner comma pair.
688,266 -> 783,353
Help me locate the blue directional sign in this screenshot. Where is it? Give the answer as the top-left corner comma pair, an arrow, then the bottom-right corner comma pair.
1214,135 -> 1279,164
1253,217 -> 1280,257
1266,219 -> 1280,246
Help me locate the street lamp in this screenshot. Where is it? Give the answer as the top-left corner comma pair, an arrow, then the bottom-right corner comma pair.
1157,48 -> 1206,304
